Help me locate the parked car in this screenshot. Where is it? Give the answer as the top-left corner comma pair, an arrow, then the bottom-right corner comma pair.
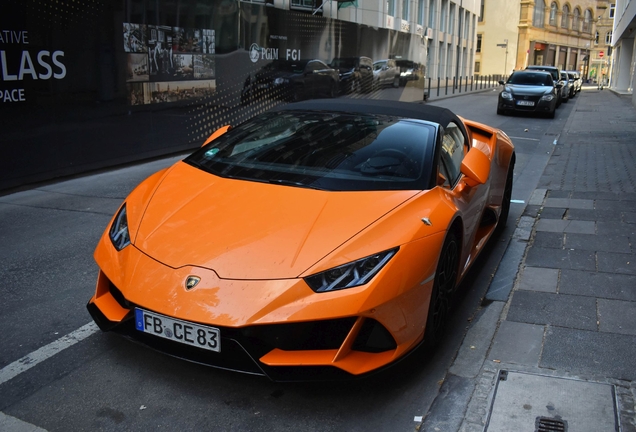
241,59 -> 339,103
87,98 -> 515,380
396,59 -> 422,86
497,70 -> 559,118
564,70 -> 582,96
525,65 -> 566,106
330,56 -> 373,94
373,59 -> 400,88
559,71 -> 572,103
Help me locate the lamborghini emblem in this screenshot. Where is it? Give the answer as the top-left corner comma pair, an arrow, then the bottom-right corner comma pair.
185,276 -> 201,290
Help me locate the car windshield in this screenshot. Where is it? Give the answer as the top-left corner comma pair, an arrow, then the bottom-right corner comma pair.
185,110 -> 436,192
508,72 -> 553,86
331,58 -> 357,68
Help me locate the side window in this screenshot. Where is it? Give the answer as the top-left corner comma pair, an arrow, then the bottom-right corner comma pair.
439,122 -> 466,187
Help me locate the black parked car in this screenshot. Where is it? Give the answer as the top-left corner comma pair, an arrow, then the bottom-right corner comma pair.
241,59 -> 339,103
497,70 -> 559,118
525,65 -> 566,106
330,56 -> 373,94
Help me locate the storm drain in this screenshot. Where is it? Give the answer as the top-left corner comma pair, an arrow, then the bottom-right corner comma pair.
486,371 -> 618,431
535,416 -> 567,432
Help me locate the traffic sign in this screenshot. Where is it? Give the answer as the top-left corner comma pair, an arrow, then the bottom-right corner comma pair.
600,51 -> 604,58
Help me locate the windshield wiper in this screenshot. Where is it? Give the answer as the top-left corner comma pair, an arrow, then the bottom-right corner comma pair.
268,179 -> 325,191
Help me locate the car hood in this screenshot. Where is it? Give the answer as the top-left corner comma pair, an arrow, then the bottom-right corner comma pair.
134,162 -> 418,280
505,84 -> 553,95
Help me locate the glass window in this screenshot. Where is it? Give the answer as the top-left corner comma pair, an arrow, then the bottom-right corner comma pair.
479,0 -> 484,22
440,0 -> 448,32
429,0 -> 436,28
609,3 -> 615,18
572,8 -> 580,31
418,0 -> 425,25
388,0 -> 395,16
403,0 -> 410,20
561,5 -> 569,28
476,34 -> 482,53
291,0 -> 313,8
605,31 -> 612,44
549,2 -> 558,25
449,3 -> 455,34
474,61 -> 481,73
533,0 -> 545,28
582,9 -> 592,33
439,122 -> 466,187
595,31 -> 599,44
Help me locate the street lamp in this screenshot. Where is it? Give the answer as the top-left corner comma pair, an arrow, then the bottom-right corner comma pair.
497,39 -> 509,76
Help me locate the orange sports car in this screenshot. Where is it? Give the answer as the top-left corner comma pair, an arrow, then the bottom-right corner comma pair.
87,99 -> 515,380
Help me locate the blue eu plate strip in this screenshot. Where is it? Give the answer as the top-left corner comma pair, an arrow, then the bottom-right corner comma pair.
135,308 -> 144,331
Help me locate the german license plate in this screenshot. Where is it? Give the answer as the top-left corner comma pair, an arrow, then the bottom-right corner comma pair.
517,100 -> 534,106
135,308 -> 220,352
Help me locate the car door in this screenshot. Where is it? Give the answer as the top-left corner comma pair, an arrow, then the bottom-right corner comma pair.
437,122 -> 490,271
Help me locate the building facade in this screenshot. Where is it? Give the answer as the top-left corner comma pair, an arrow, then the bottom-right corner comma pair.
610,0 -> 636,103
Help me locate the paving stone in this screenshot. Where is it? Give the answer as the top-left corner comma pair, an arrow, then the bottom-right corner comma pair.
507,291 -> 598,330
525,247 -> 596,270
559,269 -> 636,301
566,208 -> 622,221
597,252 -> 636,275
528,189 -> 547,206
522,205 -> 540,218
596,200 -> 636,212
598,299 -> 636,336
535,219 -> 595,234
571,191 -> 620,200
541,326 -> 636,381
532,231 -> 564,249
488,321 -> 544,366
546,190 -> 571,199
539,207 -> 566,219
565,233 -> 632,254
596,221 -> 636,236
544,198 -> 594,209
518,267 -> 558,293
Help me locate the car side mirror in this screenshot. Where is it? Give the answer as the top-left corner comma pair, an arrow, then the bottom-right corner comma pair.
202,125 -> 231,147
556,83 -> 563,89
460,147 -> 490,187
498,80 -> 505,85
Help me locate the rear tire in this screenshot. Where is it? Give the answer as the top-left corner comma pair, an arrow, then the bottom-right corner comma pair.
424,231 -> 459,349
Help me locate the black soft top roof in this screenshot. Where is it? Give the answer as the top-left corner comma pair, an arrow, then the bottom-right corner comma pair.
273,98 -> 464,130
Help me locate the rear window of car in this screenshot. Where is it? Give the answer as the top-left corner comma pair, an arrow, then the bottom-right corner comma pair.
185,111 -> 437,192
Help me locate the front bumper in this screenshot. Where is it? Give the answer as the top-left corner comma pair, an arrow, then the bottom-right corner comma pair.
498,97 -> 554,114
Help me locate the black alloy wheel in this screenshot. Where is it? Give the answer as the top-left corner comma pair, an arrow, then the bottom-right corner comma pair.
424,231 -> 459,349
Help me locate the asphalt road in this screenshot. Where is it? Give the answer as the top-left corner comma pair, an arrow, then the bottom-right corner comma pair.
0,89 -> 577,431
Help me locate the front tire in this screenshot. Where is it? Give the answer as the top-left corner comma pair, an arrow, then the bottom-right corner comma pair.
424,231 -> 459,349
392,75 -> 400,88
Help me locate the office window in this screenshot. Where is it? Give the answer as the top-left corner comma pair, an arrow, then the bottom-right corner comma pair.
429,0 -> 436,28
449,3 -> 455,34
474,61 -> 480,73
418,0 -> 425,25
595,31 -> 599,44
533,0 -> 545,28
476,34 -> 482,53
609,3 -> 615,18
388,0 -> 395,16
291,0 -> 313,8
478,0 -> 484,22
606,31 -> 612,44
561,5 -> 569,28
549,2 -> 558,25
403,0 -> 410,20
440,0 -> 448,32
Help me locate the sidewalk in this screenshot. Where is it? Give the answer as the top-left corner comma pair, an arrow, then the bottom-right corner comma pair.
422,85 -> 636,431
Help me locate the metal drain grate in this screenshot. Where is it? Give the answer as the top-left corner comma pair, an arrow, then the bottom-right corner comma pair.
535,417 -> 567,432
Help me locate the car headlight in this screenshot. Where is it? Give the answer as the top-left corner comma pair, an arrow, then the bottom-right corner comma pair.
304,248 -> 398,293
540,94 -> 555,101
500,91 -> 513,100
273,77 -> 289,85
109,204 -> 131,251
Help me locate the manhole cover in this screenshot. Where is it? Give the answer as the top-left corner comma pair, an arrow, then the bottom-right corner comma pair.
486,371 -> 617,431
